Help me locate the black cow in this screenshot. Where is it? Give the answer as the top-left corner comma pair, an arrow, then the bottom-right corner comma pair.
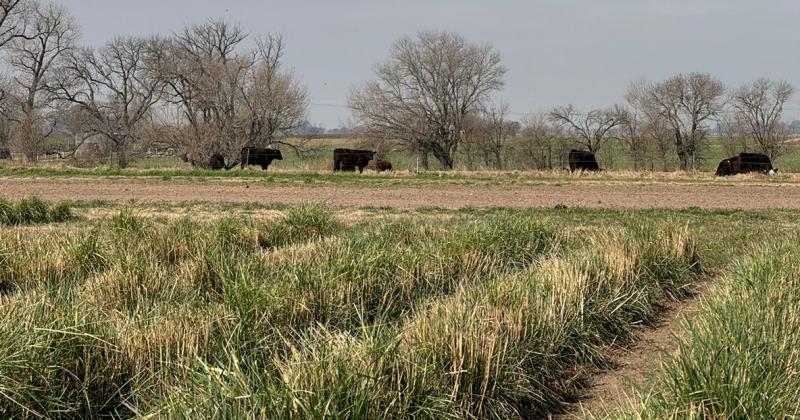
209,153 -> 228,170
0,149 -> 11,160
333,148 -> 376,173
568,149 -> 600,171
240,147 -> 283,170
715,153 -> 775,176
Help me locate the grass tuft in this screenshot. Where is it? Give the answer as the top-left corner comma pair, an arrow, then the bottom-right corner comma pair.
606,238 -> 800,419
0,197 -> 76,226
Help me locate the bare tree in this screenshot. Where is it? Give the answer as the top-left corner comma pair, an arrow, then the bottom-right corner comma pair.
50,37 -> 165,168
155,21 -> 308,168
460,103 -> 516,169
617,111 -> 648,171
717,112 -> 752,158
518,114 -> 565,170
239,35 -> 309,149
5,0 -> 77,161
155,20 -> 249,167
730,78 -> 794,161
454,112 -> 482,169
627,73 -> 725,170
617,109 -> 675,171
480,103 -> 516,169
548,104 -> 628,155
349,31 -> 506,170
0,0 -> 32,49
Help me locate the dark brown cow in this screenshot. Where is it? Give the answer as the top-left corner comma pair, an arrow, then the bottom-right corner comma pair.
240,147 -> 283,170
209,153 -> 228,170
333,148 -> 376,173
375,159 -> 393,172
568,149 -> 600,171
716,153 -> 775,176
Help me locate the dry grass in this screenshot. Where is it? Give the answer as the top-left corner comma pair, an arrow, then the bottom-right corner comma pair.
0,204 -> 707,418
604,238 -> 800,419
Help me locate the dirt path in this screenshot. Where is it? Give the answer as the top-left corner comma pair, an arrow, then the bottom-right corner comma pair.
559,282 -> 710,418
2,177 -> 800,209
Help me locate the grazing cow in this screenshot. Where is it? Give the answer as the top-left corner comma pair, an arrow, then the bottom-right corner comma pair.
333,148 -> 376,173
568,149 -> 600,171
715,153 -> 775,176
240,147 -> 283,170
0,149 -> 11,160
375,159 -> 393,172
209,153 -> 228,170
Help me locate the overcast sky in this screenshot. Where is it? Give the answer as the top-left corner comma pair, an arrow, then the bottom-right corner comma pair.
59,0 -> 800,128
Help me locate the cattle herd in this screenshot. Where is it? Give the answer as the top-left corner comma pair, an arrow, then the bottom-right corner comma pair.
0,145 -> 780,176
200,147 -> 392,173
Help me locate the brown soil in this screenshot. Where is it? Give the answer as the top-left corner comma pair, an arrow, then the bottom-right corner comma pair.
2,177 -> 800,209
558,282 -> 710,418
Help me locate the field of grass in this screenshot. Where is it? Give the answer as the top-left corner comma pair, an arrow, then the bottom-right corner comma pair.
2,199 -> 799,418
605,238 -> 800,418
2,164 -> 799,191
11,136 -> 800,174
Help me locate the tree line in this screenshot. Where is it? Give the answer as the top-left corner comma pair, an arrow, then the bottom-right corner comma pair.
350,33 -> 796,171
0,1 -> 307,168
0,0 -> 795,171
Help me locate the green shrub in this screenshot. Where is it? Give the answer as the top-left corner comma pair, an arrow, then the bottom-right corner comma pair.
71,230 -> 109,274
258,204 -> 339,249
0,199 -> 16,225
110,208 -> 147,233
0,197 -> 75,225
48,202 -> 73,223
15,197 -> 49,224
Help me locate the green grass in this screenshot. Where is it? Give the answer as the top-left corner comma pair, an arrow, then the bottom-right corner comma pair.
0,197 -> 74,225
0,203 -> 716,418
1,165 -> 797,191
15,137 -> 800,173
605,239 -> 800,419
2,202 -> 800,418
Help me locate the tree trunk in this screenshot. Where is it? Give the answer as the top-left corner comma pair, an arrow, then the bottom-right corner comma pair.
677,149 -> 691,171
117,144 -> 129,169
675,130 -> 691,171
430,145 -> 454,170
24,150 -> 38,163
417,145 -> 429,171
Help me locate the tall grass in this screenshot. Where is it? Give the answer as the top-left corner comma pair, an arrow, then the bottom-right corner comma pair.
153,224 -> 699,419
0,207 -> 702,418
606,239 -> 800,419
0,197 -> 74,225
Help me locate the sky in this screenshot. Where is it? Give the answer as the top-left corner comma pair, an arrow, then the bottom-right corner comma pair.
58,0 -> 800,128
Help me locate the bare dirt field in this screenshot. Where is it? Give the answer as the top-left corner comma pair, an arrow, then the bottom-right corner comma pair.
3,177 -> 800,209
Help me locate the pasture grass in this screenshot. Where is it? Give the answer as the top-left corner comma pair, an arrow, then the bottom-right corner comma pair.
0,165 -> 798,189
7,135 -> 800,174
0,202 -> 713,418
0,197 -> 74,225
604,238 -> 800,419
